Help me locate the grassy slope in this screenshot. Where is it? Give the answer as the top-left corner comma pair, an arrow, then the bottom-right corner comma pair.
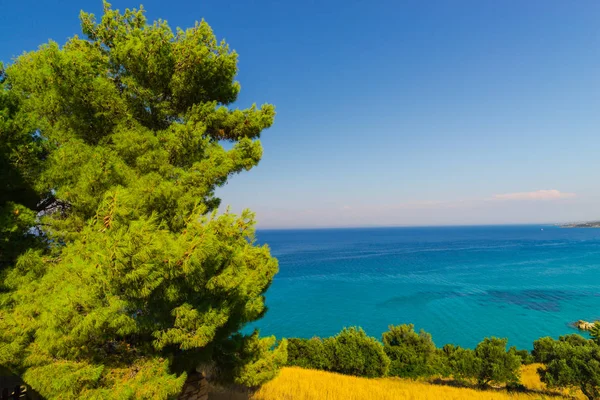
250,364 -> 584,400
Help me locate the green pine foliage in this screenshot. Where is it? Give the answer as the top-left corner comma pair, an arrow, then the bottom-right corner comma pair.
0,65 -> 46,269
0,2 -> 283,398
213,331 -> 288,388
590,322 -> 600,344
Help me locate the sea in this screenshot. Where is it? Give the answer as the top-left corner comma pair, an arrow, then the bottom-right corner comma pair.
248,225 -> 600,350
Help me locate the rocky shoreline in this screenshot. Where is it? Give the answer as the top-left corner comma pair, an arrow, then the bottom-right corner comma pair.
572,320 -> 597,331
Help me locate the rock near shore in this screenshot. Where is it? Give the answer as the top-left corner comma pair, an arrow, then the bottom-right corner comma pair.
573,320 -> 597,331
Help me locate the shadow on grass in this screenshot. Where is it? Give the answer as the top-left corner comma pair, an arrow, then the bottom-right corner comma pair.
428,378 -> 573,399
207,383 -> 253,400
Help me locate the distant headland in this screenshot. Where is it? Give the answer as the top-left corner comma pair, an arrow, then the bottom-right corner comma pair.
559,221 -> 600,228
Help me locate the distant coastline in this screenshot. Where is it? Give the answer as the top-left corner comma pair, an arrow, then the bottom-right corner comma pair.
560,221 -> 600,228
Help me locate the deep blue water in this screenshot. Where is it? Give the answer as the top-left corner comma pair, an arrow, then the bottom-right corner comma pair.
248,225 -> 600,349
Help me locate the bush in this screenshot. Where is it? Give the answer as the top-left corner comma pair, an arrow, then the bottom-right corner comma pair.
508,346 -> 535,365
287,329 -> 522,387
533,334 -> 600,400
382,324 -> 438,378
325,327 -> 390,378
287,337 -> 333,370
474,337 -> 521,386
439,338 -> 520,386
445,345 -> 481,383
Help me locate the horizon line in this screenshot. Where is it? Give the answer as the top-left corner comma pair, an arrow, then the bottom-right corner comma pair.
255,221 -> 579,231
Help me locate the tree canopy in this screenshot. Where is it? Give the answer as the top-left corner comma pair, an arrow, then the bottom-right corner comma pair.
473,337 -> 521,387
534,335 -> 600,400
0,2 -> 284,398
382,324 -> 438,378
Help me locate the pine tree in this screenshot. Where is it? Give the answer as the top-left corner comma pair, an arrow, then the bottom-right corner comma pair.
0,3 -> 286,398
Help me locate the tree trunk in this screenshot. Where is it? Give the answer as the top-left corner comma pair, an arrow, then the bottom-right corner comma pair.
580,383 -> 596,400
178,371 -> 209,400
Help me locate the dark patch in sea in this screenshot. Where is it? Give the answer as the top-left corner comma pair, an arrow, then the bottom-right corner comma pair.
486,290 -> 576,312
377,291 -> 471,308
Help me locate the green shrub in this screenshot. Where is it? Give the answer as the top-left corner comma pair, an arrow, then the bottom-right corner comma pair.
287,337 -> 333,370
508,346 -> 535,365
445,345 -> 481,383
474,337 -> 521,386
286,329 -> 521,387
440,338 -> 520,387
533,334 -> 600,400
325,327 -> 390,378
382,324 -> 438,378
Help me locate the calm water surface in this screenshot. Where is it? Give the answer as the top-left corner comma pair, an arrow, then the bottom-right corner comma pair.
249,225 -> 600,349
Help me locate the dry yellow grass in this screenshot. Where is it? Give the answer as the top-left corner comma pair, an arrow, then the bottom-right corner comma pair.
520,363 -> 547,392
251,365 -> 580,400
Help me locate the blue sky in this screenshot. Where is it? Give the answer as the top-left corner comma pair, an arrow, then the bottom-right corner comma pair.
2,1 -> 600,228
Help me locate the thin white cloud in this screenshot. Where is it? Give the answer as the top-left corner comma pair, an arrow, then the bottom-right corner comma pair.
354,190 -> 577,214
492,189 -> 576,201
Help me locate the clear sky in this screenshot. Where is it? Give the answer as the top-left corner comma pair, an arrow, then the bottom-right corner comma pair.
2,1 -> 600,228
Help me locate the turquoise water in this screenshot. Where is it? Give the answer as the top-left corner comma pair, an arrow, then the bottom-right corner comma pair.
250,225 -> 600,349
